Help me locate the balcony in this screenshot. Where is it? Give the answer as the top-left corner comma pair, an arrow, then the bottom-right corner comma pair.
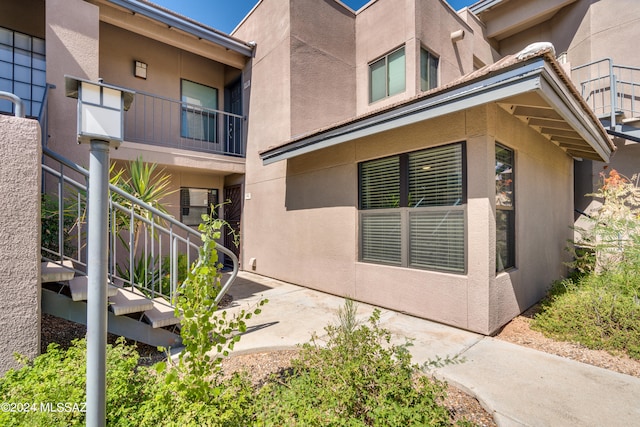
124,90 -> 245,157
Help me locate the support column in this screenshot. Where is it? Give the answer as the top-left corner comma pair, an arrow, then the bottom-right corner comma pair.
86,139 -> 110,427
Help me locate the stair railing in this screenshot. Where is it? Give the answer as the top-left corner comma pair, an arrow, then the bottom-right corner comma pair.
41,145 -> 239,309
572,58 -> 640,126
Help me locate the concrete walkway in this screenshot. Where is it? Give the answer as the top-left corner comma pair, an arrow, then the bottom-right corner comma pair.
223,271 -> 640,427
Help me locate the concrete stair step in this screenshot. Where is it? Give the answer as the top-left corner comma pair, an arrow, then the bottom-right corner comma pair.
41,261 -> 75,283
109,287 -> 154,316
144,297 -> 182,328
68,276 -> 119,301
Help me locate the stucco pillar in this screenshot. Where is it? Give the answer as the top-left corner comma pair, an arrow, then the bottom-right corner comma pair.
0,115 -> 42,374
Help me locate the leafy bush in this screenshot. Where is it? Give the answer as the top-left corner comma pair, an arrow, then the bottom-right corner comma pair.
41,193 -> 79,259
254,300 -> 452,426
534,170 -> 640,359
532,276 -> 640,359
0,338 -> 148,426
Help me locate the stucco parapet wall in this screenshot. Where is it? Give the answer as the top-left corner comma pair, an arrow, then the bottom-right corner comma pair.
0,115 -> 41,374
259,46 -> 614,164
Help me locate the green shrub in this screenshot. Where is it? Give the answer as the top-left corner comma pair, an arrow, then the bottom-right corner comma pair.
532,276 -> 640,359
0,338 -> 148,426
538,170 -> 640,359
41,193 -> 79,259
254,300 -> 452,426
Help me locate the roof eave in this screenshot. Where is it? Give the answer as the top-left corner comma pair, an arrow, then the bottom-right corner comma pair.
107,0 -> 254,58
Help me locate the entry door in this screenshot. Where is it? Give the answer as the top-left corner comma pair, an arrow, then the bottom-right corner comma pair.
223,184 -> 242,268
224,78 -> 243,154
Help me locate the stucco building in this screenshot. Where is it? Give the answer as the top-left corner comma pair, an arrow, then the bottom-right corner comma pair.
1,0 -> 637,366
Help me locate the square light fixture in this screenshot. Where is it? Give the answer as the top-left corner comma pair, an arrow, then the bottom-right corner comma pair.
65,76 -> 135,147
134,60 -> 147,79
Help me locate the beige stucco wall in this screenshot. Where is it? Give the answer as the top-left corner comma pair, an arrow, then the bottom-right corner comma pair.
238,101 -> 573,334
0,116 -> 42,374
290,0 -> 356,136
99,23 -> 228,107
233,0 -> 292,269
45,0 -> 100,165
0,0 -> 45,39
490,0 -> 640,69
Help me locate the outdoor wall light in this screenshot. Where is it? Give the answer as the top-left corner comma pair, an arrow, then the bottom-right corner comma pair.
134,60 -> 147,79
65,76 -> 135,147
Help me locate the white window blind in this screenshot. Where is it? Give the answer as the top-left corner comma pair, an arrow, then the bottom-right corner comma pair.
369,47 -> 405,103
408,144 -> 463,207
409,209 -> 465,272
361,213 -> 402,265
359,143 -> 466,273
360,156 -> 400,209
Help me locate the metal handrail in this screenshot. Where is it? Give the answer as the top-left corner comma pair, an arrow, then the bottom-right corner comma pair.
572,58 -> 640,124
0,91 -> 25,118
41,145 -> 239,308
125,89 -> 246,157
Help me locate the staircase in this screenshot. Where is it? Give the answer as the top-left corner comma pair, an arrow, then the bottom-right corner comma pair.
40,146 -> 239,348
572,58 -> 640,142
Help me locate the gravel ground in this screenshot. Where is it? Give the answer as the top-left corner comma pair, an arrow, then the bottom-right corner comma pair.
495,305 -> 640,379
39,299 -> 640,426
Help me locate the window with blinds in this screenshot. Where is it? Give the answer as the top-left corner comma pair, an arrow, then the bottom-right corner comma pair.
369,46 -> 406,103
359,143 -> 466,273
180,188 -> 218,226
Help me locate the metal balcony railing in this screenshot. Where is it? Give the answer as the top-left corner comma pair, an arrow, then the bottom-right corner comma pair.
572,58 -> 640,125
124,90 -> 245,157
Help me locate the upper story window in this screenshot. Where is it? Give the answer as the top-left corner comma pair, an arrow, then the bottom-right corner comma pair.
181,79 -> 218,143
420,48 -> 438,92
0,27 -> 46,117
369,46 -> 406,103
496,143 -> 515,272
359,143 -> 466,273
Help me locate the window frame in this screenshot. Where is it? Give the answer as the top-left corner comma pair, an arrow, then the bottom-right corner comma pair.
0,26 -> 46,118
368,46 -> 406,103
495,142 -> 516,272
180,187 -> 219,226
180,79 -> 219,143
420,47 -> 439,92
358,142 -> 467,274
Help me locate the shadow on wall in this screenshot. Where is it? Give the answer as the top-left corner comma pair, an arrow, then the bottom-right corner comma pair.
284,157 -> 357,211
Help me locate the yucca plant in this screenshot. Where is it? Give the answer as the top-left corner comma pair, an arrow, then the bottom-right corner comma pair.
110,156 -> 176,255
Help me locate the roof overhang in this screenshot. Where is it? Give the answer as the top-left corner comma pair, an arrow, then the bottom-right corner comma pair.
104,0 -> 254,58
260,57 -> 613,165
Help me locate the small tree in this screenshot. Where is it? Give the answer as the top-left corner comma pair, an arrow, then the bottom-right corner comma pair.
157,209 -> 266,400
572,169 -> 640,281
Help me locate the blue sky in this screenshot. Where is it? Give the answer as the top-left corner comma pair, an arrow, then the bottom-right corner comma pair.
151,0 -> 478,34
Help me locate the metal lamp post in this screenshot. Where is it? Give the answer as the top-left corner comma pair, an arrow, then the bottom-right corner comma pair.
65,76 -> 134,427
